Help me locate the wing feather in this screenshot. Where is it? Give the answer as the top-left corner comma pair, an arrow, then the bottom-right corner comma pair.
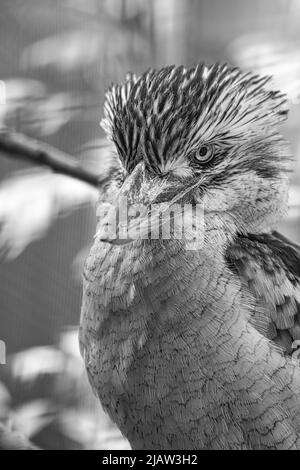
226,231 -> 300,354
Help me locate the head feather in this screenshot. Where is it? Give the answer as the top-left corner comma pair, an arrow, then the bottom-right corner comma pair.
101,63 -> 288,174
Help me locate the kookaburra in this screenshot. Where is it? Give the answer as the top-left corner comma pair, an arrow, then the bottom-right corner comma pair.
80,63 -> 300,450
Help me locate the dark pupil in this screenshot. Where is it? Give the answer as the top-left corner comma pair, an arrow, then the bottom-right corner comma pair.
199,146 -> 208,157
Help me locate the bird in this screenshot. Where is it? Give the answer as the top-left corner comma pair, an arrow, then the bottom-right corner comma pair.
79,63 -> 300,450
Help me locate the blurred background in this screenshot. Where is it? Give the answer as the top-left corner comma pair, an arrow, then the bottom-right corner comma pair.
0,0 -> 299,450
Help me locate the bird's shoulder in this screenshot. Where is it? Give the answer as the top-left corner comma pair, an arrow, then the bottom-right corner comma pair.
226,231 -> 300,354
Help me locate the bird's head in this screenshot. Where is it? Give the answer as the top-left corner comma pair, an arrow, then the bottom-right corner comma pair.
97,63 -> 291,249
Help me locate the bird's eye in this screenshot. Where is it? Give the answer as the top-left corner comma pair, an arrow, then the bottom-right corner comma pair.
194,144 -> 215,163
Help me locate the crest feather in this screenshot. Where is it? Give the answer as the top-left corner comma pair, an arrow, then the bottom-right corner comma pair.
101,63 -> 288,172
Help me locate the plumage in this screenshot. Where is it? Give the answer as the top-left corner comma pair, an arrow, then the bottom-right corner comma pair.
80,63 -> 300,449
226,231 -> 300,352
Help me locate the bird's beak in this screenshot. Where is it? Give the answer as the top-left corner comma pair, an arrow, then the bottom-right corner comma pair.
95,162 -> 147,245
95,162 -> 203,248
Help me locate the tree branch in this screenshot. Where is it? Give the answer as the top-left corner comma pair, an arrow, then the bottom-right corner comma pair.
0,129 -> 105,187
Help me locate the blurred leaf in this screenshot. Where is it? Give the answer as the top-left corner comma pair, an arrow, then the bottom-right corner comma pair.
0,78 -> 46,131
1,78 -> 82,136
21,30 -> 102,72
2,329 -> 130,449
0,171 -> 97,260
23,92 -> 80,136
12,399 -> 54,438
0,172 -> 57,260
0,381 -> 11,422
11,347 -> 66,383
228,33 -> 300,105
59,409 -> 103,447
